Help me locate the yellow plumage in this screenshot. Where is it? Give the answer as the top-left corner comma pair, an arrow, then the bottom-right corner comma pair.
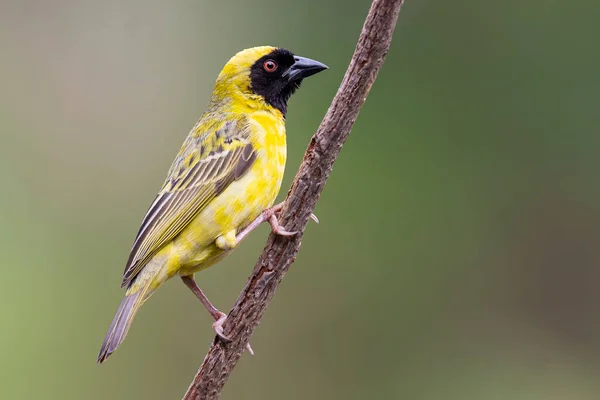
98,46 -> 327,362
164,112 -> 286,277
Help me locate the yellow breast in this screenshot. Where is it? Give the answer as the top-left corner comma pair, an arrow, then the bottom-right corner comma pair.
170,110 -> 286,274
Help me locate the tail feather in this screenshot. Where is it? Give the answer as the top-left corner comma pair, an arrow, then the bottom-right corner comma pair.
98,256 -> 168,363
97,290 -> 142,363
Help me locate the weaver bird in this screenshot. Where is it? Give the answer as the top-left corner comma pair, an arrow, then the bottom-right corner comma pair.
97,46 -> 327,363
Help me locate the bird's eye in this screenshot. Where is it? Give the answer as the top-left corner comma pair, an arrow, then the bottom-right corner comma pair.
263,59 -> 278,73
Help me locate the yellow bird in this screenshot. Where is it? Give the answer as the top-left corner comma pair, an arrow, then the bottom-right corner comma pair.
97,46 -> 327,363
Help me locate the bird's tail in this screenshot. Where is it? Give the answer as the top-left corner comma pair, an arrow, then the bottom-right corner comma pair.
97,258 -> 168,363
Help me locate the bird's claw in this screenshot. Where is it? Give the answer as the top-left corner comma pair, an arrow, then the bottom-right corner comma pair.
268,214 -> 298,236
271,203 -> 319,224
212,311 -> 254,355
267,203 -> 319,235
212,312 -> 232,342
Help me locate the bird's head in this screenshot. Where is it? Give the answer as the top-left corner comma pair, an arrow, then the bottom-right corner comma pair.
213,46 -> 328,116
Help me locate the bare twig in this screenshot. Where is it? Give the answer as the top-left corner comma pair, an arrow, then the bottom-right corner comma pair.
183,0 -> 404,398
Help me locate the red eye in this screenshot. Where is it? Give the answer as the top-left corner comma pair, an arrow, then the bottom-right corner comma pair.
263,59 -> 278,72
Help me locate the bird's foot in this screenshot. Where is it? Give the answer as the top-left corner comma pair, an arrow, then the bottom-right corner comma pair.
212,311 -> 231,341
263,202 -> 320,236
269,202 -> 319,225
212,311 -> 254,355
267,213 -> 297,236
234,202 -> 319,244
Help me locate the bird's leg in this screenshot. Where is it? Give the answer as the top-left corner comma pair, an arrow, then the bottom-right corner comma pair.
180,275 -> 253,355
180,275 -> 229,338
234,202 -> 319,245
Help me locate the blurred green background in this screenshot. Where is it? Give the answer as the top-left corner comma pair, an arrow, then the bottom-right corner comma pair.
2,0 -> 600,398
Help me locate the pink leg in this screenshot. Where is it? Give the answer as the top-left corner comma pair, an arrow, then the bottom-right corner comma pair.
181,275 -> 253,355
235,202 -> 318,244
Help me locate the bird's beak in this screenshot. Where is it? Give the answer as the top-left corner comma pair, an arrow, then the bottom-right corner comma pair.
284,56 -> 328,81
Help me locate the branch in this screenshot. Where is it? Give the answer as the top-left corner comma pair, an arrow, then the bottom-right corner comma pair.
183,0 -> 404,398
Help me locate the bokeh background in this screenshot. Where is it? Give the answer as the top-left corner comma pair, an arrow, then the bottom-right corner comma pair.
2,0 -> 600,398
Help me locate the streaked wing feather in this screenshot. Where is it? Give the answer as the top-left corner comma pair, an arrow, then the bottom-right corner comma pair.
121,124 -> 255,287
235,144 -> 257,179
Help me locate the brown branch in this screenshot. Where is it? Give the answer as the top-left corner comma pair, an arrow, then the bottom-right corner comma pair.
183,0 -> 404,398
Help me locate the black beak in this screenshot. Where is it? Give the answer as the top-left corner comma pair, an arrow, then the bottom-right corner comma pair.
284,56 -> 328,81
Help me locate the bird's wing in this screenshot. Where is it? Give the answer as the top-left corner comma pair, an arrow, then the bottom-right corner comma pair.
121,119 -> 256,287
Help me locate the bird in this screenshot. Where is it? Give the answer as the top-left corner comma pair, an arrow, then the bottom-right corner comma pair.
97,46 -> 327,363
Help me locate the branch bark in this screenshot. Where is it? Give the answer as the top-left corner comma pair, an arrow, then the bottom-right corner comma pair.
183,0 -> 404,398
